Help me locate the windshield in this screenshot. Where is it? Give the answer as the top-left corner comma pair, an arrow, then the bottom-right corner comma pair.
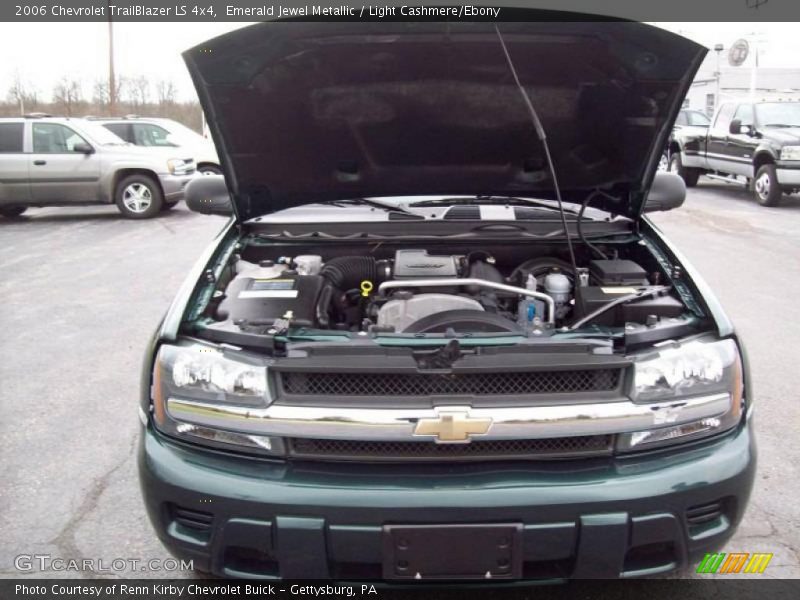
686,111 -> 710,126
79,120 -> 130,145
756,103 -> 800,127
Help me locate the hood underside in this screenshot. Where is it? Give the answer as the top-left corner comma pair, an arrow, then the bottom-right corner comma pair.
185,17 -> 705,221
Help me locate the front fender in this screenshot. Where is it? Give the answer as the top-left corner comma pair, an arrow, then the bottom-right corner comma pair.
753,144 -> 778,166
157,217 -> 238,341
640,217 -> 735,338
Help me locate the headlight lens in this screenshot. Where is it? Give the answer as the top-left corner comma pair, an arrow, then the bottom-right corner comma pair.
167,158 -> 189,174
150,342 -> 282,456
781,146 -> 800,161
618,339 -> 744,452
172,348 -> 267,397
632,339 -> 736,403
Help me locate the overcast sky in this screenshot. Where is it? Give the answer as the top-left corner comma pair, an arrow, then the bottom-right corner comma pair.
1,22 -> 799,103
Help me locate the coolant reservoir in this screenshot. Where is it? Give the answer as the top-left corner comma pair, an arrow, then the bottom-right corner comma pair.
236,259 -> 286,279
294,255 -> 323,276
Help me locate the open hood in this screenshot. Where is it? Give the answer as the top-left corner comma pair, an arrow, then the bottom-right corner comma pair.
184,16 -> 705,221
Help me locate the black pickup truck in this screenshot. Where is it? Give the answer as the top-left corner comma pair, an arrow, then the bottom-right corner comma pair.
668,100 -> 800,206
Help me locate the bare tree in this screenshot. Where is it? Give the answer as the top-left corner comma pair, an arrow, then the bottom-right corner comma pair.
127,75 -> 150,109
7,71 -> 38,114
156,80 -> 177,106
92,79 -> 109,106
52,77 -> 83,116
92,77 -> 125,114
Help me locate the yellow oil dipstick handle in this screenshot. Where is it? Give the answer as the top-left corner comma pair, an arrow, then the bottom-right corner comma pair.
360,280 -> 374,297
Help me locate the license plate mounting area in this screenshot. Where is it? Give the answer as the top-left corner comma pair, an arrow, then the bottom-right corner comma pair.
382,523 -> 523,580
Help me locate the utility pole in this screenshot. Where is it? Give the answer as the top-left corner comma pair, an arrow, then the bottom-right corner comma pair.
108,4 -> 116,115
747,32 -> 766,102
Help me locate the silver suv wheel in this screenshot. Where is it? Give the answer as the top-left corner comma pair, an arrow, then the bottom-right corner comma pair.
115,174 -> 163,218
122,183 -> 153,213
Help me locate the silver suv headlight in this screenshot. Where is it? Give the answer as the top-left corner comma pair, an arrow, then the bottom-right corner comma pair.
150,342 -> 283,456
618,338 -> 745,452
167,158 -> 190,175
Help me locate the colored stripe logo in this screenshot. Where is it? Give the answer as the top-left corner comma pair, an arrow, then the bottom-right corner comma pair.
697,552 -> 773,574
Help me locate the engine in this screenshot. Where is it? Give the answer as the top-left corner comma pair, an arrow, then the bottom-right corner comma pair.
208,248 -> 683,336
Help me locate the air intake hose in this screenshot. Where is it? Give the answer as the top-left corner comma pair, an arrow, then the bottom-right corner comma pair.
320,256 -> 379,291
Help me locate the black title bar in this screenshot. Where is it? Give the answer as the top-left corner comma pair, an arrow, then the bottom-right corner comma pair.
1,0 -> 798,22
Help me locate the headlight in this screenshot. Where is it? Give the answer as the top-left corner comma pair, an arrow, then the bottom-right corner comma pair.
618,339 -> 744,452
171,348 -> 267,397
167,158 -> 189,174
150,342 -> 283,456
780,146 -> 800,161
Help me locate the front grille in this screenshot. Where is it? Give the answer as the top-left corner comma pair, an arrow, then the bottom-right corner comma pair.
279,369 -> 620,397
288,435 -> 613,462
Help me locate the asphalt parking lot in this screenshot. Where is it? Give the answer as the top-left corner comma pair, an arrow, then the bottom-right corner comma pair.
1,179 -> 798,581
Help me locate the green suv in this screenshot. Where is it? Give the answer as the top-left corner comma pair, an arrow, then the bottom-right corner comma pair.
139,17 -> 755,580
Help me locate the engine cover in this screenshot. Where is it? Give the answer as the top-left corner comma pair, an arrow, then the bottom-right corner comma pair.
377,293 -> 483,332
393,249 -> 460,279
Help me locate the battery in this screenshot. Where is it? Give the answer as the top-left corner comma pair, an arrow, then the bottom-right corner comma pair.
576,286 -> 684,326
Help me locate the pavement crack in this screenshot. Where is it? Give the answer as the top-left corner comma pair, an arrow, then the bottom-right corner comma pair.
158,219 -> 176,234
49,434 -> 137,578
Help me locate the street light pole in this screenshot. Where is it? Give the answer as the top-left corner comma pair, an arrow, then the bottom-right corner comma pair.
749,43 -> 759,102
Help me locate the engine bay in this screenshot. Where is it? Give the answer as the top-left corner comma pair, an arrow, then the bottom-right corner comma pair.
195,241 -> 689,344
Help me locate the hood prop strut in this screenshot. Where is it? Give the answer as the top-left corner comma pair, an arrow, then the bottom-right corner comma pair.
494,25 -> 579,280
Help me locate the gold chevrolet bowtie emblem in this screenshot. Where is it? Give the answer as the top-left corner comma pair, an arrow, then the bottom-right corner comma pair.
413,410 -> 492,443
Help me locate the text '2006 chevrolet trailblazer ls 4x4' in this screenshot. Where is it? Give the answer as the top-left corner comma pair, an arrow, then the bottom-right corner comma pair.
138,17 -> 755,581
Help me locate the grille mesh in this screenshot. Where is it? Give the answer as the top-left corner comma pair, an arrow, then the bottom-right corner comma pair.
280,369 -> 620,397
289,435 -> 613,462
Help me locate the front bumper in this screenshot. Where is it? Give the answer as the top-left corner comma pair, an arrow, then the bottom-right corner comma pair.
138,420 -> 755,580
158,172 -> 197,201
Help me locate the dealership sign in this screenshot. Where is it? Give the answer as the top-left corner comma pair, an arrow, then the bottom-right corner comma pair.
729,38 -> 750,66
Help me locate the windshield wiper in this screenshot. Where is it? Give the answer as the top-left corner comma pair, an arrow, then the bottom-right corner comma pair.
325,198 -> 423,218
409,195 -> 582,215
762,123 -> 799,128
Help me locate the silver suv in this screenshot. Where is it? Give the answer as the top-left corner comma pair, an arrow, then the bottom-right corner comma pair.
0,116 -> 196,219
